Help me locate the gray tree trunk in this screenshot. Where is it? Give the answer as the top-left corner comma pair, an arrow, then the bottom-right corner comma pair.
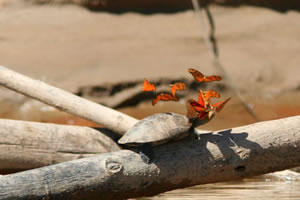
0,116 -> 299,200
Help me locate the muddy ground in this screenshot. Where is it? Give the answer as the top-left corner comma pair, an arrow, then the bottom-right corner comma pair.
0,1 -> 299,130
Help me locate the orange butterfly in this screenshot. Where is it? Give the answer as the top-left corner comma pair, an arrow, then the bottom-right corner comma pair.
203,90 -> 220,99
186,99 -> 210,120
169,82 -> 187,97
188,99 -> 206,112
186,100 -> 198,119
152,93 -> 179,105
188,68 -> 222,82
197,91 -> 205,108
142,79 -> 156,91
197,111 -> 214,120
187,96 -> 230,120
212,97 -> 231,112
198,90 -> 220,108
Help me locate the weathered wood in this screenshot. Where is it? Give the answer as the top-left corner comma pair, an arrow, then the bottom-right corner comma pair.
0,116 -> 299,199
0,119 -> 121,173
0,65 -> 138,134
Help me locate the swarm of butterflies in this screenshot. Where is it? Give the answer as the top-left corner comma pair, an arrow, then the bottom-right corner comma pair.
142,68 -> 231,121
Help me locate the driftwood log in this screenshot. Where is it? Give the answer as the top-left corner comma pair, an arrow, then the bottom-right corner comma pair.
0,116 -> 299,199
0,119 -> 121,174
0,65 -> 138,134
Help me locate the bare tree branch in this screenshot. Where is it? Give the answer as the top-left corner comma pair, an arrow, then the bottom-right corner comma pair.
0,116 -> 299,199
0,65 -> 138,134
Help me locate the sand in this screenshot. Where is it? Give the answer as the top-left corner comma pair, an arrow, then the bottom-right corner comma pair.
0,2 -> 299,129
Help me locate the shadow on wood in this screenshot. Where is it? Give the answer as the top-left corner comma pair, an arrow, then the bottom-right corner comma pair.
0,116 -> 299,199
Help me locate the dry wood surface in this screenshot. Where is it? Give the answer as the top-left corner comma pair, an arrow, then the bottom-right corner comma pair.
0,116 -> 299,199
0,119 -> 121,173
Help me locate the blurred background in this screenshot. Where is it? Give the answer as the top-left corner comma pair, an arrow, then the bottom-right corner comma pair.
0,0 -> 299,129
0,0 -> 299,198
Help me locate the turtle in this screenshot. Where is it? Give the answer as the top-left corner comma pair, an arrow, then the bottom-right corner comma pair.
117,112 -> 213,163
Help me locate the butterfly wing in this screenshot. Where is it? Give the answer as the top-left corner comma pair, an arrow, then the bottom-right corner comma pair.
152,95 -> 161,105
203,90 -> 220,101
190,99 -> 205,112
175,82 -> 187,90
198,90 -> 212,109
212,97 -> 231,112
197,112 -> 208,120
208,90 -> 220,98
170,85 -> 177,97
186,99 -> 198,119
187,99 -> 211,120
160,93 -> 179,101
143,79 -> 156,91
188,68 -> 205,82
203,75 -> 222,82
170,82 -> 187,97
152,93 -> 179,105
189,99 -> 208,119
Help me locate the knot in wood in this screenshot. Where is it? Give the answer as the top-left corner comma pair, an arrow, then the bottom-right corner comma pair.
105,159 -> 123,174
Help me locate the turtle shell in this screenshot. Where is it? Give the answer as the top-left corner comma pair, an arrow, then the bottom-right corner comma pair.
118,112 -> 192,146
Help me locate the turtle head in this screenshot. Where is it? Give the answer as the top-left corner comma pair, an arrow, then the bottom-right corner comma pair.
190,110 -> 215,128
